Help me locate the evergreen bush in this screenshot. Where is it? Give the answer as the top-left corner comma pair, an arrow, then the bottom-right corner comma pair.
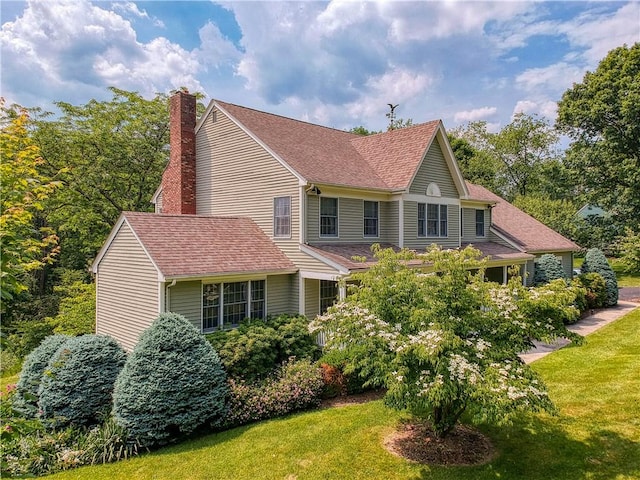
581,248 -> 618,306
576,272 -> 607,309
533,254 -> 566,285
112,313 -> 228,447
206,314 -> 320,381
14,334 -> 71,417
37,335 -> 126,427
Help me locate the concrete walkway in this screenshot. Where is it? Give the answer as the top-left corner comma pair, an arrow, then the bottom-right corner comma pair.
519,300 -> 639,364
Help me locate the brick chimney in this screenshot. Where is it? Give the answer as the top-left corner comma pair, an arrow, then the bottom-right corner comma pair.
161,90 -> 197,214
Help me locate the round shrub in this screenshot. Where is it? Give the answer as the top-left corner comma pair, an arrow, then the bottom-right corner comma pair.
206,314 -> 320,381
581,248 -> 618,306
534,254 -> 566,286
576,272 -> 607,309
37,335 -> 126,427
112,313 -> 228,447
14,334 -> 71,418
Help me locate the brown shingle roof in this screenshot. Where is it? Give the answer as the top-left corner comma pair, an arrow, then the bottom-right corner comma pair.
122,212 -> 295,278
465,182 -> 579,252
306,241 -> 532,272
215,101 -> 440,191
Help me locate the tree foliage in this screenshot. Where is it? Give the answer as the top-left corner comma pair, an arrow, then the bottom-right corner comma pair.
112,313 -> 228,447
450,114 -> 561,200
557,43 -> 640,230
618,228 -> 640,274
312,245 -> 580,438
31,88 -> 171,270
513,196 -> 578,243
0,103 -> 61,303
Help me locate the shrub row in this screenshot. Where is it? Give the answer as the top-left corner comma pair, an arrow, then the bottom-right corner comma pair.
222,358 -> 324,428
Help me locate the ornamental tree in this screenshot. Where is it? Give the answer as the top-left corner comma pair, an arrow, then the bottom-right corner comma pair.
533,253 -> 566,286
312,245 -> 580,438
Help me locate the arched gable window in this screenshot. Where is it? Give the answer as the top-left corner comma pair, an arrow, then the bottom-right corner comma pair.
426,182 -> 441,197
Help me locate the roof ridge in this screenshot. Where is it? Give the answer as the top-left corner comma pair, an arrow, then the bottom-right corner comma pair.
214,99 -> 359,137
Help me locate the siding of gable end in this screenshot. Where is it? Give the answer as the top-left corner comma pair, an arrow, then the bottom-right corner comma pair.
95,223 -> 160,351
409,138 -> 458,197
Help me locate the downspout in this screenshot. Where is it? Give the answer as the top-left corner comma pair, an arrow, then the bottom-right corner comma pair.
165,279 -> 177,312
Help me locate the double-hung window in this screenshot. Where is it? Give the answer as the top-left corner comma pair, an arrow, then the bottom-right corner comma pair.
320,280 -> 338,313
418,203 -> 447,237
476,209 -> 485,237
363,201 -> 379,237
273,196 -> 291,238
202,280 -> 266,332
320,197 -> 338,237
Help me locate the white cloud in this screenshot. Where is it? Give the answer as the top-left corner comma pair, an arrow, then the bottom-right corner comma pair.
454,107 -> 498,124
0,0 -> 205,105
512,99 -> 557,120
560,2 -> 640,67
515,62 -> 584,94
111,2 -> 165,28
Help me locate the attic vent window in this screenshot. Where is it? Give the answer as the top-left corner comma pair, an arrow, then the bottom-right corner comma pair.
212,110 -> 217,123
426,183 -> 441,197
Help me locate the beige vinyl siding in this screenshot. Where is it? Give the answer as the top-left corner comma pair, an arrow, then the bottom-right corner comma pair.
304,278 -> 320,319
96,223 -> 159,351
409,138 -> 458,197
461,208 -> 489,242
307,196 -> 398,245
380,201 -> 399,244
154,191 -> 162,213
267,274 -> 298,315
196,107 -> 332,274
403,201 -> 460,249
168,280 -> 201,331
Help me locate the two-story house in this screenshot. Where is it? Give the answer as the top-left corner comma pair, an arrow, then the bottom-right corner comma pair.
93,91 -> 578,351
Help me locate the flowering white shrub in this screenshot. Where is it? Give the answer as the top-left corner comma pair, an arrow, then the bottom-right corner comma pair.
312,245 -> 581,438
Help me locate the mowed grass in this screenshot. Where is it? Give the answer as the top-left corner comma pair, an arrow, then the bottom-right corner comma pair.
42,308 -> 640,480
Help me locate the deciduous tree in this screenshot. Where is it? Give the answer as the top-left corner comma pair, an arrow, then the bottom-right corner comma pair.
313,245 -> 580,438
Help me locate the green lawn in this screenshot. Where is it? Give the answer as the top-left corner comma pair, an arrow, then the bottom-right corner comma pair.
41,308 -> 640,480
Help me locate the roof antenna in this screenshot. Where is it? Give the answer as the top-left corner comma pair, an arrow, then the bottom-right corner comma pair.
386,103 -> 399,129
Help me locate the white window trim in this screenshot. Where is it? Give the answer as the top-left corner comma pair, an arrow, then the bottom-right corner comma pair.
319,279 -> 338,314
273,196 -> 292,239
418,202 -> 449,238
319,197 -> 339,238
475,209 -> 486,237
201,279 -> 267,333
363,200 -> 379,238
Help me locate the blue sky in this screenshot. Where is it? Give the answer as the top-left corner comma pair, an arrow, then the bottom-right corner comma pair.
1,1 -> 639,132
